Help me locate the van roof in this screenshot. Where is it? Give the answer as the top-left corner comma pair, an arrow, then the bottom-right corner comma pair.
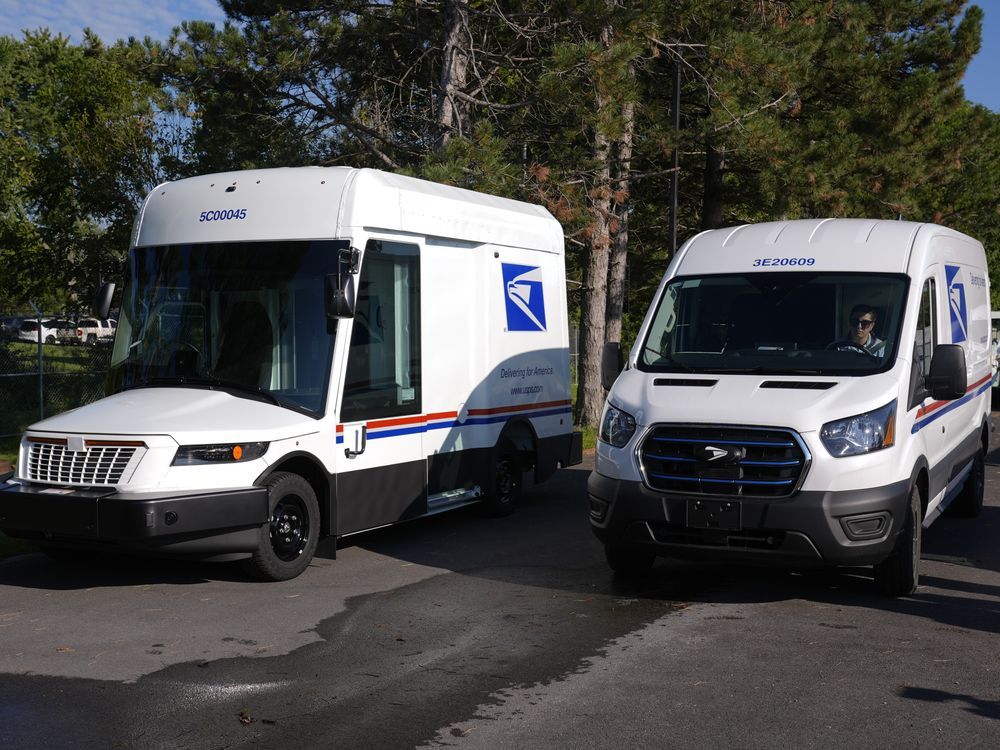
135,167 -> 564,254
674,218 -> 980,276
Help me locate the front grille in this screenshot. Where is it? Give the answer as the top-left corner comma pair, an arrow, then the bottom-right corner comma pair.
27,443 -> 138,486
639,424 -> 808,498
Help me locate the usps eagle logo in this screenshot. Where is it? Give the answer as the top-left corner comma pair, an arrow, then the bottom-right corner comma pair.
502,263 -> 547,332
945,264 -> 968,344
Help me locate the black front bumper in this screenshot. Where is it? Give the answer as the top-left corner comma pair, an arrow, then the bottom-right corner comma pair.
588,471 -> 911,567
0,474 -> 268,558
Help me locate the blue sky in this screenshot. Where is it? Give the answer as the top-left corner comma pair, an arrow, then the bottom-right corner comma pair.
0,0 -> 996,112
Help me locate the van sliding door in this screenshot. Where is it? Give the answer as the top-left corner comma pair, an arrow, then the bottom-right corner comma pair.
336,240 -> 425,534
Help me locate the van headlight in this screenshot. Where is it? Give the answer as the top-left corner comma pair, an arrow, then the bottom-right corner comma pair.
172,442 -> 269,465
600,403 -> 637,448
820,401 -> 896,457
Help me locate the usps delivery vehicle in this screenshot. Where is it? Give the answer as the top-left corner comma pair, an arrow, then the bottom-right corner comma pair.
591,219 -> 990,596
0,167 -> 582,580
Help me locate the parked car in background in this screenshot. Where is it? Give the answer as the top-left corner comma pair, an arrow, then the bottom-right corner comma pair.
55,320 -> 80,346
17,319 -> 67,344
74,318 -> 116,345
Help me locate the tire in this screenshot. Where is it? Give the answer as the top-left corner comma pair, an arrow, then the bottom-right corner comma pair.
873,483 -> 922,597
480,440 -> 521,517
44,335 -> 55,344
86,334 -> 97,346
951,448 -> 984,518
605,543 -> 656,576
243,472 -> 320,582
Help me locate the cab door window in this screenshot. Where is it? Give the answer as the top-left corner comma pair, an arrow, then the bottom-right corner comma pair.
341,240 -> 421,422
909,277 -> 937,409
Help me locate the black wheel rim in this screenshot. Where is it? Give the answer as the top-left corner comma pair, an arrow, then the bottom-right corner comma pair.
495,457 -> 515,504
269,496 -> 309,562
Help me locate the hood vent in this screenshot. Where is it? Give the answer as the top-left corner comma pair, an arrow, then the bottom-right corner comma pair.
760,381 -> 836,390
653,378 -> 718,387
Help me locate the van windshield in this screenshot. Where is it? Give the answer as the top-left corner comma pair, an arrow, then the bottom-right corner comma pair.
108,240 -> 343,415
639,272 -> 908,375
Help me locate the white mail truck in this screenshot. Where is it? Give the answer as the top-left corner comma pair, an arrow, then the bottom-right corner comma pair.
591,219 -> 990,596
0,167 -> 582,580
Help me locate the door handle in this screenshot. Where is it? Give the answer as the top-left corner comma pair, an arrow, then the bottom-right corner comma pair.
345,425 -> 367,458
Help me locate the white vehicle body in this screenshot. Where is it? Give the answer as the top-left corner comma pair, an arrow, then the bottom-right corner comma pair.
589,219 -> 990,595
0,167 -> 581,579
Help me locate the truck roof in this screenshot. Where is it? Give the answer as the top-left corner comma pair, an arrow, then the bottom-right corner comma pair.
135,167 -> 564,254
672,218 -> 982,276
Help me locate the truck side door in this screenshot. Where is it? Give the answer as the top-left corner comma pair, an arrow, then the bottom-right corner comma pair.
335,239 -> 426,534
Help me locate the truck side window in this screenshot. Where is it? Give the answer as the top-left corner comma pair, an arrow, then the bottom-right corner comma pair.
341,240 -> 421,422
908,277 -> 936,409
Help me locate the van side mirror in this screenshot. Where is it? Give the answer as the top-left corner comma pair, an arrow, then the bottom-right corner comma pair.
926,344 -> 966,400
325,247 -> 360,320
93,282 -> 115,319
601,342 -> 623,390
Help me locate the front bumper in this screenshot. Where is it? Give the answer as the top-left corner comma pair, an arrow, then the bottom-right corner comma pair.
0,474 -> 268,559
588,471 -> 910,567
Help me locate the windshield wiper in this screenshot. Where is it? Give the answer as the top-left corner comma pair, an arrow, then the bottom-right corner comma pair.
182,376 -> 285,407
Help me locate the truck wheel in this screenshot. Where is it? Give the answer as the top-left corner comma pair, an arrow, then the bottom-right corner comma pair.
605,543 -> 655,576
244,472 -> 319,581
873,483 -> 921,597
45,335 -> 55,344
951,449 -> 984,518
481,440 -> 521,517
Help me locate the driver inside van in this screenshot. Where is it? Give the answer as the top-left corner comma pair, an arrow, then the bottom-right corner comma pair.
831,303 -> 886,356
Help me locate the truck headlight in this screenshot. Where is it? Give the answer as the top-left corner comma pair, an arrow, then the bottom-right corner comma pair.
820,401 -> 896,457
600,403 -> 637,448
172,442 -> 269,466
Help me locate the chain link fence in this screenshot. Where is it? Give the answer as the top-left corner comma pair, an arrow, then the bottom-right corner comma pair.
1,315 -> 111,439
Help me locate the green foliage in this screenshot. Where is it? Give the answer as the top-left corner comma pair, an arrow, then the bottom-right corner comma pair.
1,1 -> 997,415
0,31 -> 161,310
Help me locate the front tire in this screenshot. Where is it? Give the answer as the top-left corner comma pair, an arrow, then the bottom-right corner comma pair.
873,483 -> 922,597
244,472 -> 320,582
605,543 -> 656,576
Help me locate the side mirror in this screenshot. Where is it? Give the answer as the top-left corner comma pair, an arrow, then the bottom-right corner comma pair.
601,342 -> 623,390
926,344 -> 967,400
93,282 -> 115,319
325,248 -> 360,320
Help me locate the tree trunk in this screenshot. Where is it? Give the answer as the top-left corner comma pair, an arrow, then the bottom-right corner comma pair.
701,142 -> 725,230
435,0 -> 470,150
605,98 -> 635,345
576,128 -> 613,428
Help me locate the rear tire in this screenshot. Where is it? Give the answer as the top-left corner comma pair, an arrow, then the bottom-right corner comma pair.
605,543 -> 656,576
951,448 -> 984,518
480,440 -> 521,517
243,472 -> 319,582
873,483 -> 922,597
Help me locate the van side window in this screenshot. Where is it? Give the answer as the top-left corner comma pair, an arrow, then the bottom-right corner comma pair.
341,240 -> 421,422
908,278 -> 936,409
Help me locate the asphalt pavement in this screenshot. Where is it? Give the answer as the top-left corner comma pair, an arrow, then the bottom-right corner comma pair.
1,449 -> 998,749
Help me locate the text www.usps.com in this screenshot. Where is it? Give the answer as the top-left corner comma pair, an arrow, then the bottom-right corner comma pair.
510,385 -> 544,395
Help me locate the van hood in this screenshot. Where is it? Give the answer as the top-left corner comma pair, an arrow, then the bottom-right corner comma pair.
27,387 -> 320,445
609,368 -> 902,435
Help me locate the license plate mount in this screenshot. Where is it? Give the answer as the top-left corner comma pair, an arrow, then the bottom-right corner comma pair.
687,499 -> 741,531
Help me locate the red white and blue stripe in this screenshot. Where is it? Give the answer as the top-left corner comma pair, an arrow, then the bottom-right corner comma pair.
910,374 -> 992,434
336,400 -> 573,443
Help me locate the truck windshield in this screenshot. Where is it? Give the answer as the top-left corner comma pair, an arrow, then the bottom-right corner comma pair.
639,272 -> 908,375
108,240 -> 343,415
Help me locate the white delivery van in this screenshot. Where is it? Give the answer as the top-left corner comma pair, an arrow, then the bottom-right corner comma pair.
590,219 -> 990,596
0,167 -> 582,580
